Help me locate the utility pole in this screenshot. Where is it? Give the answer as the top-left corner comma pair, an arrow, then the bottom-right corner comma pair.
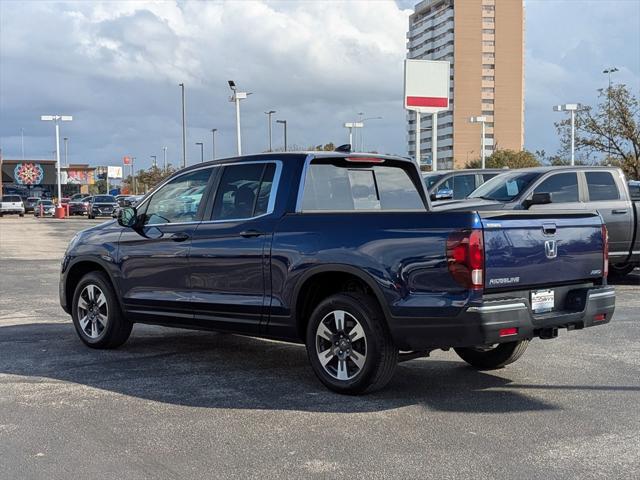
469,116 -> 487,169
211,129 -> 217,160
179,83 -> 187,168
63,137 -> 69,167
41,115 -> 72,209
276,120 -> 287,152
196,142 -> 204,163
151,155 -> 157,168
553,104 -> 580,166
265,110 -> 276,152
228,80 -> 250,156
602,67 -> 618,160
162,146 -> 168,171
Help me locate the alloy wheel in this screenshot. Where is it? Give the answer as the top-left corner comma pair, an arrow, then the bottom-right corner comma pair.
77,284 -> 108,339
315,310 -> 367,381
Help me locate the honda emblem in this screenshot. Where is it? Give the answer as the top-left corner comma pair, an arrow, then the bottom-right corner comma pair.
545,240 -> 557,259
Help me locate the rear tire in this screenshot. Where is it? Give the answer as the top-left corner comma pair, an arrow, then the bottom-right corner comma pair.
305,293 -> 398,395
71,271 -> 132,349
609,263 -> 635,278
454,340 -> 529,370
19,213 -> 24,217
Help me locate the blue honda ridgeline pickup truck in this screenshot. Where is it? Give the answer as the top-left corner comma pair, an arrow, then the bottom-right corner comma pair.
60,152 -> 615,394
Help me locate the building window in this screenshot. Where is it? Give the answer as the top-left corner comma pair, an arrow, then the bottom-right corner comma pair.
482,40 -> 495,47
482,76 -> 495,81
483,17 -> 495,23
482,87 -> 495,93
481,110 -> 493,116
482,29 -> 495,35
482,64 -> 495,70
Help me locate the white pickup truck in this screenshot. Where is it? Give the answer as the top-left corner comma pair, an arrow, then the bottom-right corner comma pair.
0,195 -> 25,217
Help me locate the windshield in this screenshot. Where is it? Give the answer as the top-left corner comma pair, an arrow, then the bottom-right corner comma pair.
40,200 -> 53,206
423,174 -> 445,191
93,196 -> 115,203
469,172 -> 539,201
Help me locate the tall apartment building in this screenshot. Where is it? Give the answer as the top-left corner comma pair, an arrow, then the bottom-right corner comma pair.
406,0 -> 524,169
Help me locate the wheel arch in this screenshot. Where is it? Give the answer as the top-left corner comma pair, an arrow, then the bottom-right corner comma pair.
64,257 -> 122,314
292,264 -> 392,340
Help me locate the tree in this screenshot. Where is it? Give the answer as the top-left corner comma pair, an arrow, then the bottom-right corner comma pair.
123,165 -> 176,194
555,84 -> 640,179
465,149 -> 540,169
89,179 -> 106,195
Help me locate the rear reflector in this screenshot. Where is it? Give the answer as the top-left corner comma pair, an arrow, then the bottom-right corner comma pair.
499,327 -> 518,337
602,224 -> 609,279
594,313 -> 606,322
345,156 -> 385,163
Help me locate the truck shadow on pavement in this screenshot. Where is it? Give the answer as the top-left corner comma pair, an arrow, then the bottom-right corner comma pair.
3,322 -> 636,414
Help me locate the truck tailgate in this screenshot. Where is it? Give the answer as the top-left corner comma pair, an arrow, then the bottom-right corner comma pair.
481,211 -> 604,290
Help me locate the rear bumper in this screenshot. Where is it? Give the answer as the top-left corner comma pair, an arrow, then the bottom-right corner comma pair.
389,285 -> 616,351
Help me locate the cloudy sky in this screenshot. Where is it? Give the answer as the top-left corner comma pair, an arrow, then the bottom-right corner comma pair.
1,0 -> 638,169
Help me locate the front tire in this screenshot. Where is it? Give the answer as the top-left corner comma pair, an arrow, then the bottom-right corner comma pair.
71,271 -> 132,349
306,293 -> 398,395
454,340 -> 529,370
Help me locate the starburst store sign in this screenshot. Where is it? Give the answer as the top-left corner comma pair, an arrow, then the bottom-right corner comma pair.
13,162 -> 45,185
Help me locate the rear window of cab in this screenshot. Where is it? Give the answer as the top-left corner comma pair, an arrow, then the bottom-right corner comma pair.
301,158 -> 425,212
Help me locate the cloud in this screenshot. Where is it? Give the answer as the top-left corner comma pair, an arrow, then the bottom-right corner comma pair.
0,0 -> 412,167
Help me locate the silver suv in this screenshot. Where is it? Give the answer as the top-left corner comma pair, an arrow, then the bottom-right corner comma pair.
0,195 -> 25,217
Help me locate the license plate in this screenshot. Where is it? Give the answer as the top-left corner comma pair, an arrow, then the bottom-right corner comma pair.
531,289 -> 554,314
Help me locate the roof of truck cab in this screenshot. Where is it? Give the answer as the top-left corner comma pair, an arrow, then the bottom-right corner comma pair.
499,165 -> 623,174
179,151 -> 414,173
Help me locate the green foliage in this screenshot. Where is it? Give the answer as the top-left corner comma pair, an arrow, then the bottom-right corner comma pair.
465,149 -> 541,169
122,165 -> 177,194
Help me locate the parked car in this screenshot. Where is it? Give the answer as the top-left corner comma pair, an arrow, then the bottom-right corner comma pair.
24,197 -> 40,213
0,195 -> 25,217
435,166 -> 640,277
70,193 -> 86,202
88,195 -> 118,219
33,199 -> 55,217
629,180 -> 640,201
60,152 -> 615,394
112,195 -> 145,218
69,196 -> 92,216
423,169 -> 505,201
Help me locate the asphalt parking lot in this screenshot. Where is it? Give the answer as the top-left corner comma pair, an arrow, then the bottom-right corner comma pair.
0,216 -> 639,479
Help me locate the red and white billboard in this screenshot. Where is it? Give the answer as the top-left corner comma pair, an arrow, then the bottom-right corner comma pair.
404,59 -> 450,113
123,156 -> 132,165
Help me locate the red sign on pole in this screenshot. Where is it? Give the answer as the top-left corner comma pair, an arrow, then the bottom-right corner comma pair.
123,156 -> 131,165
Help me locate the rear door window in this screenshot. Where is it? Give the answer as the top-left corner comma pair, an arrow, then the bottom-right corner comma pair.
585,171 -> 620,201
533,172 -> 579,203
211,163 -> 276,221
301,161 -> 424,211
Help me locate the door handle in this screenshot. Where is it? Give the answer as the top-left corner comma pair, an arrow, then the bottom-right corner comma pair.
612,209 -> 628,215
170,232 -> 190,242
240,230 -> 263,238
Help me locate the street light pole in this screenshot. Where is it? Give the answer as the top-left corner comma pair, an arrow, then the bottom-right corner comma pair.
603,67 -> 618,159
211,129 -> 217,160
228,80 -> 250,156
553,104 -> 580,166
131,157 -> 136,194
162,146 -> 167,171
63,137 -> 69,167
359,116 -> 382,152
41,115 -> 72,208
469,116 -> 488,169
265,110 -> 276,152
276,120 -> 287,152
150,155 -> 157,168
179,83 -> 187,168
344,122 -> 363,152
196,142 -> 204,163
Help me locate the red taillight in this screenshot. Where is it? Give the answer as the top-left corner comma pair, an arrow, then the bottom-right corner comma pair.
499,327 -> 518,337
446,229 -> 484,290
594,313 -> 606,322
602,224 -> 609,279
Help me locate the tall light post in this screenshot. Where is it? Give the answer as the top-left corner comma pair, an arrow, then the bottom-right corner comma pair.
265,110 -> 276,152
131,157 -> 136,194
179,83 -> 187,168
63,137 -> 69,167
276,120 -> 287,152
211,129 -> 217,160
553,104 -> 580,166
162,146 -> 168,171
195,142 -> 204,163
40,115 -> 72,208
21,128 -> 25,159
359,116 -> 382,152
150,155 -> 157,168
603,67 -> 618,159
469,116 -> 488,169
228,80 -> 250,156
343,122 -> 363,149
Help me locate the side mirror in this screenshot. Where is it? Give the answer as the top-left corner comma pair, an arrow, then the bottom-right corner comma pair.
117,207 -> 138,228
524,192 -> 552,209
